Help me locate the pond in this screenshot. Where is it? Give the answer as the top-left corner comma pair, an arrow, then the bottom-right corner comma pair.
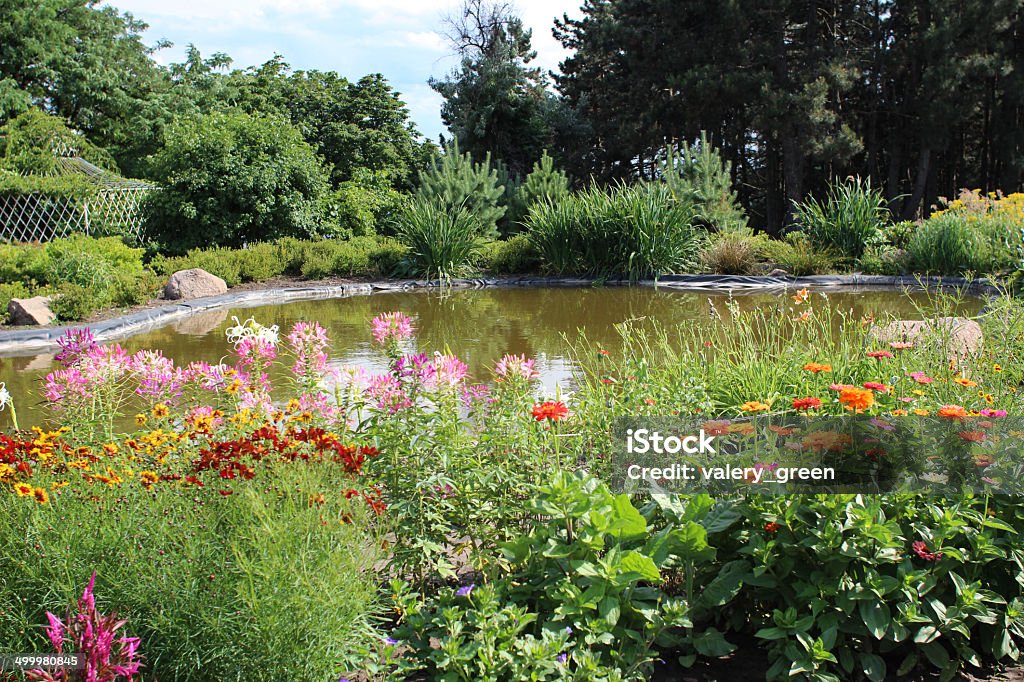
0,285 -> 983,429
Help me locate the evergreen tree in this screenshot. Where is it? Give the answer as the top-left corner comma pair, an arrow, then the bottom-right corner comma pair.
415,141 -> 506,239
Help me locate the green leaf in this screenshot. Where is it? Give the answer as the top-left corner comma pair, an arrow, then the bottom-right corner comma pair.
672,522 -> 716,562
896,652 -> 918,676
914,625 -> 941,644
859,600 -> 891,640
692,627 -> 736,657
619,550 -> 661,582
599,596 -> 621,626
696,559 -> 748,609
700,502 -> 742,533
921,642 -> 951,670
607,494 -> 647,541
859,652 -> 886,682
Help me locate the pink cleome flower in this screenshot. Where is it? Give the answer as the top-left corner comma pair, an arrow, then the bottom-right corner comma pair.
370,312 -> 415,345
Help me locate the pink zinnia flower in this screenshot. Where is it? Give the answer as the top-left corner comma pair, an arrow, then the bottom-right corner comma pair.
908,372 -> 934,384
980,409 -> 1008,418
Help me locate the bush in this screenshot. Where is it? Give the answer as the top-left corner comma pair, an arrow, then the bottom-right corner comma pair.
504,151 -> 570,233
0,242 -> 49,286
150,248 -> 244,288
145,110 -> 331,254
368,237 -> 409,276
480,234 -> 539,274
700,231 -> 768,274
906,190 -> 1024,275
795,176 -> 889,261
526,182 -> 705,280
660,132 -> 748,233
51,282 -> 107,321
327,168 -> 408,239
760,232 -> 837,275
393,198 -> 485,279
415,141 -> 506,240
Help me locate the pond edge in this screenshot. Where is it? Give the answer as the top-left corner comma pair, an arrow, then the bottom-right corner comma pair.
0,273 -> 999,355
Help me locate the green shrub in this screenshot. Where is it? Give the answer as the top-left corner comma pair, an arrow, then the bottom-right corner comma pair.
760,232 -> 837,275
368,237 -> 409,276
327,168 -> 408,239
700,231 -> 769,274
795,176 -> 889,261
0,242 -> 49,285
393,198 -> 484,279
527,182 -> 705,280
660,132 -> 748,233
145,110 -> 331,254
480,234 -> 539,274
415,141 -> 506,240
236,242 -> 290,283
150,249 -> 244,288
110,269 -> 162,308
905,213 -> 992,275
50,282 -> 107,321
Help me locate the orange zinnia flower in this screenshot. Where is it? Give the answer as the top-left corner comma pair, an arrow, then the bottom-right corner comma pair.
792,397 -> 822,411
803,363 -> 832,373
739,401 -> 770,413
531,401 -> 569,422
953,377 -> 978,388
838,387 -> 874,412
938,405 -> 969,420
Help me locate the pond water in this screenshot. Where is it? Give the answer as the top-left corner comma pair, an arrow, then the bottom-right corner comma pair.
0,285 -> 983,430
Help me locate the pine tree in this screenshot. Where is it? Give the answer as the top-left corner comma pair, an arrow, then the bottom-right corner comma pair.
415,140 -> 506,239
661,132 -> 747,233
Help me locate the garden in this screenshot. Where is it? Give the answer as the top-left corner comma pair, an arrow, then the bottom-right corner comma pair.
3,0 -> 1024,680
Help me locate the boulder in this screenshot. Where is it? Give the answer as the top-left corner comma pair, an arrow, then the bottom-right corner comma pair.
7,296 -> 55,326
163,268 -> 228,301
870,317 -> 983,357
767,268 -> 789,278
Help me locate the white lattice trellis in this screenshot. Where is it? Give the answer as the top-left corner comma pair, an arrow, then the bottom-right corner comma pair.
0,157 -> 155,244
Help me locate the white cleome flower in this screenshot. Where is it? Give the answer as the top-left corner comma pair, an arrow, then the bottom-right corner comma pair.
225,316 -> 280,347
0,382 -> 10,411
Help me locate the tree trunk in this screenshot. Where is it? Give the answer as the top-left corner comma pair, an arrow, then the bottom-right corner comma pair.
901,145 -> 931,220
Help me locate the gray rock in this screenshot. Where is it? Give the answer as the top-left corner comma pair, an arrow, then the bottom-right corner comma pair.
7,296 -> 56,326
767,268 -> 789,277
870,317 -> 983,357
163,269 -> 228,301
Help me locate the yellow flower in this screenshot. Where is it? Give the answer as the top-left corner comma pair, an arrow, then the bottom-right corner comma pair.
14,482 -> 34,497
912,390 -> 925,397
33,487 -> 49,505
993,364 -> 1003,373
225,380 -> 243,395
0,463 -> 14,479
891,409 -> 909,416
739,401 -> 770,413
954,377 -> 978,388
152,403 -> 170,418
135,414 -> 148,426
51,482 -> 69,490
140,471 -> 159,486
913,409 -> 931,416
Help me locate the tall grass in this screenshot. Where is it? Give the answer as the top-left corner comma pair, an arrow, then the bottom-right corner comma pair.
0,463 -> 385,681
526,182 -> 705,281
794,177 -> 889,261
392,198 -> 484,280
906,211 -> 1023,276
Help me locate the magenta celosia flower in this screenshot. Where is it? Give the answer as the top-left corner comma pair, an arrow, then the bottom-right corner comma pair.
28,572 -> 143,682
494,354 -> 539,382
370,312 -> 415,345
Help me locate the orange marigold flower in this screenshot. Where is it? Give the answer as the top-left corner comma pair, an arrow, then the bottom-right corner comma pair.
768,425 -> 797,436
531,401 -> 569,422
739,401 -> 770,413
838,387 -> 874,412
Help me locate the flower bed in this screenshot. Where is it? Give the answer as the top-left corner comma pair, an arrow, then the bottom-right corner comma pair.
1,292 -> 1024,681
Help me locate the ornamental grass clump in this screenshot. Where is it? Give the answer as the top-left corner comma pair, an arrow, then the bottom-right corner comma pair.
794,176 -> 889,262
392,198 -> 485,280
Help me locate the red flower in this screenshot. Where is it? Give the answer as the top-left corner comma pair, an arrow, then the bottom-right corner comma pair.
866,350 -> 894,359
911,540 -> 942,562
792,397 -> 822,411
531,401 -> 569,422
863,382 -> 889,393
218,489 -> 233,496
764,522 -> 781,533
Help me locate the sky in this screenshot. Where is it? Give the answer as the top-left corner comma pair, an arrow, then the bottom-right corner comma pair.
107,0 -> 583,142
